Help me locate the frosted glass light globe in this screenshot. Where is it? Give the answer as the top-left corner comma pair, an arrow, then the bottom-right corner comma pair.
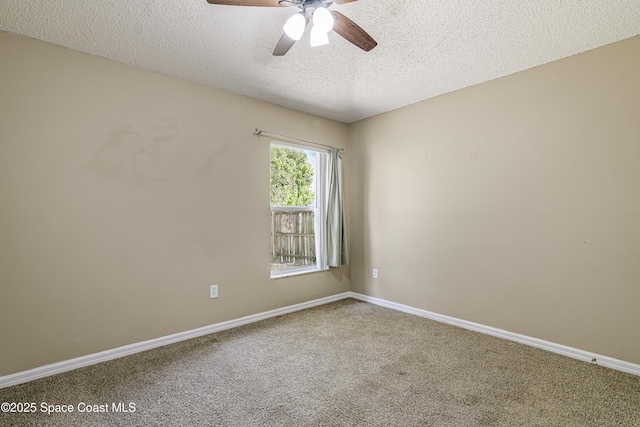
283,13 -> 305,41
312,7 -> 334,33
310,26 -> 329,47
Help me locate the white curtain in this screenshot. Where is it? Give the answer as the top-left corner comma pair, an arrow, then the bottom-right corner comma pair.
327,148 -> 348,267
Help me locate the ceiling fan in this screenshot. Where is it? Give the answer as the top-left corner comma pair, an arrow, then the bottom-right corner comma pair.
206,0 -> 377,56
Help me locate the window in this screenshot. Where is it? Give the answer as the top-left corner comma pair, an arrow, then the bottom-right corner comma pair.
270,141 -> 328,278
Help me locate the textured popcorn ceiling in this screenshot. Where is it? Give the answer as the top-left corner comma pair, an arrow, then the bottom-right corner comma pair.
1,0 -> 639,123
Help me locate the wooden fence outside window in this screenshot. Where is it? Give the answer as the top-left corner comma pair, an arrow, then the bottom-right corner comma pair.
270,208 -> 316,271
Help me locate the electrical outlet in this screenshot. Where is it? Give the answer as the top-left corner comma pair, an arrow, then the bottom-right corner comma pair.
373,268 -> 378,279
210,285 -> 218,299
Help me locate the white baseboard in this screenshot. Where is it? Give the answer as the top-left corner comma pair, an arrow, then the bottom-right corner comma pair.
347,292 -> 640,376
3,290 -> 638,389
0,292 -> 351,389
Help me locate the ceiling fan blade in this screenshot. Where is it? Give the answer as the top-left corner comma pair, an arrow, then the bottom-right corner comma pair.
331,11 -> 377,52
273,33 -> 297,56
206,0 -> 282,6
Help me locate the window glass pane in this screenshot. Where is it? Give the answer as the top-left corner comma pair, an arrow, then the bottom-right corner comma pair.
270,209 -> 316,272
270,145 -> 315,207
270,143 -> 319,276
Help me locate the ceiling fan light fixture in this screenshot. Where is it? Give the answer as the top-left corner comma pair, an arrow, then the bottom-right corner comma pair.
310,25 -> 329,47
283,12 -> 305,41
312,7 -> 334,33
206,0 -> 377,56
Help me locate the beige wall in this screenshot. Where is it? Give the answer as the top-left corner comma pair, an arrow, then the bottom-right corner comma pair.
2,28 -> 639,377
0,31 -> 349,376
349,36 -> 640,365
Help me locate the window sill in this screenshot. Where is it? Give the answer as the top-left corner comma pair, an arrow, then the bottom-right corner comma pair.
270,266 -> 329,280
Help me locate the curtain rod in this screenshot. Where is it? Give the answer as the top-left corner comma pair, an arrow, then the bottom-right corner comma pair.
254,128 -> 344,152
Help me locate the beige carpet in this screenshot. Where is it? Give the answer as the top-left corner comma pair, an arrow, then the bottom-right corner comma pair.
1,299 -> 639,426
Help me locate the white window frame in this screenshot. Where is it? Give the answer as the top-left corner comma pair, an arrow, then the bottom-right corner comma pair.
270,140 -> 328,279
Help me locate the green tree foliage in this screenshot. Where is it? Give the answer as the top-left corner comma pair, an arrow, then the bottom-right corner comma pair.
270,146 -> 315,206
